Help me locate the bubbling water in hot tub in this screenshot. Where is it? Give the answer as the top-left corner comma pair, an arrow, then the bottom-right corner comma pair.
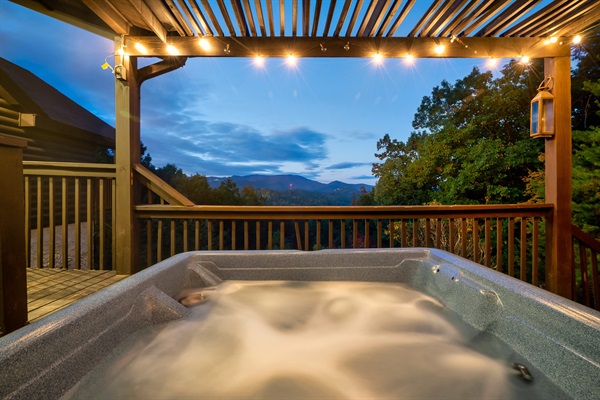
68,281 -> 543,399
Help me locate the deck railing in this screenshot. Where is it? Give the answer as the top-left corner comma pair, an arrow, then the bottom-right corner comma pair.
572,225 -> 600,310
23,162 -> 116,270
135,204 -> 553,288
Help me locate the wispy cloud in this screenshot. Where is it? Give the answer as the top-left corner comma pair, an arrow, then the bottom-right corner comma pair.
325,162 -> 372,170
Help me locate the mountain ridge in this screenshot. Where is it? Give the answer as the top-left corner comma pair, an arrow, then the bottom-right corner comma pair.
207,174 -> 373,193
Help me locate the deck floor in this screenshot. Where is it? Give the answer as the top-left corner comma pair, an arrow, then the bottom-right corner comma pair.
27,268 -> 127,323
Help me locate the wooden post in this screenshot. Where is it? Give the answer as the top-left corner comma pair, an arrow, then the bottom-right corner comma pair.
114,38 -> 141,275
544,56 -> 572,299
0,137 -> 28,334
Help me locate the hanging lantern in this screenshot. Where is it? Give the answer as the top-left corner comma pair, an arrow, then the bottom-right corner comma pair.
530,77 -> 554,138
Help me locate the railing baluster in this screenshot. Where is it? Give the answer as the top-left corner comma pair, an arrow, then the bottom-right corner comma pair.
256,221 -> 261,250
280,221 -> 285,250
268,221 -> 273,250
591,249 -> 599,310
461,218 -> 467,257
25,176 -> 30,268
496,218 -> 503,273
377,219 -> 382,248
48,177 -> 55,268
207,220 -> 213,250
316,220 -> 321,250
508,218 -> 515,277
220,220 -> 224,250
353,219 -> 358,248
111,178 -> 116,270
425,219 -> 431,248
170,220 -> 176,256
232,221 -> 237,250
435,218 -> 441,249
62,177 -> 69,269
304,220 -> 309,251
87,179 -> 92,269
364,219 -> 369,248
244,221 -> 249,250
485,218 -> 491,268
183,220 -> 188,252
520,218 -> 527,282
294,220 -> 302,250
532,218 -> 539,286
579,243 -> 590,306
74,178 -> 80,269
473,218 -> 479,264
195,220 -> 200,250
157,219 -> 163,262
449,218 -> 455,254
36,176 -> 42,268
341,220 -> 346,249
328,219 -> 333,249
413,219 -> 418,247
401,220 -> 407,247
389,219 -> 395,248
98,179 -> 104,270
146,187 -> 153,267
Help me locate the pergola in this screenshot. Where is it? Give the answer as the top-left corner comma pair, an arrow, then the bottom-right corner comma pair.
3,0 -> 600,331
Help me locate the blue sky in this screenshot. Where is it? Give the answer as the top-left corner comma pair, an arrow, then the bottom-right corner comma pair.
1,1 -> 508,184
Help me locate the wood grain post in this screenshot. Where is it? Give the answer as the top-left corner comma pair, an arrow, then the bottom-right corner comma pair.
544,56 -> 572,299
114,41 -> 141,275
0,137 -> 28,334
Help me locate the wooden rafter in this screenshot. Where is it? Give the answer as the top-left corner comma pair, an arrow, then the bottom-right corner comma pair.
418,0 -> 459,37
279,0 -> 285,36
475,0 -> 541,37
558,7 -> 600,36
230,0 -> 248,36
450,0 -> 494,37
346,0 -> 364,36
357,0 -> 378,37
461,0 -> 511,37
439,0 -> 482,37
303,0 -> 310,37
266,0 -> 275,36
311,0 -> 322,36
242,0 -> 257,36
164,0 -> 194,36
254,0 -> 267,36
408,0 -> 444,37
200,0 -> 224,36
360,0 -> 392,37
82,0 -> 130,35
125,0 -> 168,41
188,0 -> 213,35
501,0 -> 571,37
531,2 -> 600,37
375,0 -> 401,37
292,0 -> 298,36
386,0 -> 416,36
422,0 -> 470,37
175,0 -> 202,35
520,2 -> 588,37
323,0 -> 338,36
215,0 -> 237,36
145,0 -> 187,36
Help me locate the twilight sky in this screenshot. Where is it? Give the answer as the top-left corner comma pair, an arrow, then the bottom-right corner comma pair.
0,1 -> 509,184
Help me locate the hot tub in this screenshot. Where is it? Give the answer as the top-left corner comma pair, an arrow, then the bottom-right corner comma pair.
1,249 -> 598,399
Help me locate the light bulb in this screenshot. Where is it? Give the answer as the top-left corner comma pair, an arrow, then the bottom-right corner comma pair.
403,54 -> 414,64
486,58 -> 498,68
134,42 -> 148,54
573,35 -> 582,44
254,55 -> 265,67
199,37 -> 211,51
166,45 -> 179,55
286,54 -> 297,66
434,44 -> 445,55
520,55 -> 530,64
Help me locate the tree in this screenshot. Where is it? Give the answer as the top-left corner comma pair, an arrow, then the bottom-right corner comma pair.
372,61 -> 544,205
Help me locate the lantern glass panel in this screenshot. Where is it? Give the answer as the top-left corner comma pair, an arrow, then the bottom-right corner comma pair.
531,101 -> 539,135
544,99 -> 553,133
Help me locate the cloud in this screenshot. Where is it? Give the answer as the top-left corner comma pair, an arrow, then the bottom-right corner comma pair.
325,162 -> 372,170
350,175 -> 377,181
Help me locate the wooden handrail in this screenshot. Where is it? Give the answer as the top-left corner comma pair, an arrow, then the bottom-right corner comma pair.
133,163 -> 194,206
572,224 -> 600,253
23,161 -> 116,177
135,203 -> 554,219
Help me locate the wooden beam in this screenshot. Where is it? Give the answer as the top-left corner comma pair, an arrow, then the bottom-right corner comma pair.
133,163 -> 194,206
0,137 -> 28,334
137,57 -> 187,84
126,0 -> 169,42
125,35 -> 571,58
82,0 -> 131,35
544,56 -> 572,299
114,41 -> 140,276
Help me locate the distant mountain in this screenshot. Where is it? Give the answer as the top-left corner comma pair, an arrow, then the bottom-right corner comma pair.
207,174 -> 374,206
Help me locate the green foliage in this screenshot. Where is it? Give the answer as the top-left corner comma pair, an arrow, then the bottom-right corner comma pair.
373,62 -> 543,206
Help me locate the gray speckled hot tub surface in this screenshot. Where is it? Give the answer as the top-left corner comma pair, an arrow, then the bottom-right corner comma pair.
1,249 -> 599,399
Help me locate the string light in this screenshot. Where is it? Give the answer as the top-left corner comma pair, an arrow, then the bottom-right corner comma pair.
403,53 -> 414,64
320,44 -> 327,53
434,44 -> 445,55
166,44 -> 179,55
223,44 -> 231,54
116,47 -> 125,56
253,55 -> 265,67
286,54 -> 297,66
199,37 -> 211,51
486,58 -> 498,68
343,42 -> 350,51
520,55 -> 530,64
134,42 -> 148,54
573,35 -> 582,44
372,53 -> 384,64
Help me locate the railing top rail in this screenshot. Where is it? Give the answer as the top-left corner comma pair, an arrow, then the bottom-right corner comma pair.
23,162 -> 116,178
135,203 -> 554,220
572,224 -> 600,253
